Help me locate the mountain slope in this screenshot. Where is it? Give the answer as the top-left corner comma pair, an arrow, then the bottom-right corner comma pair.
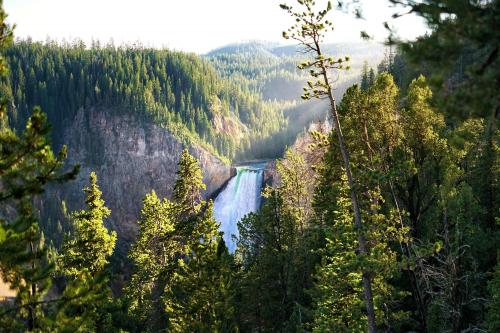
2,41 -> 288,251
40,107 -> 232,254
3,40 -> 286,161
206,41 -> 385,158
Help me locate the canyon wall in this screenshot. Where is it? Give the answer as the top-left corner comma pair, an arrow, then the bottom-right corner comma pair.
40,108 -> 232,253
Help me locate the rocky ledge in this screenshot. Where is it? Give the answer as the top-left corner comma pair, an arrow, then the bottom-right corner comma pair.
39,108 -> 232,254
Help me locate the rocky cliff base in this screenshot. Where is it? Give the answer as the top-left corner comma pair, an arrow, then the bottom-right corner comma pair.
39,108 -> 232,254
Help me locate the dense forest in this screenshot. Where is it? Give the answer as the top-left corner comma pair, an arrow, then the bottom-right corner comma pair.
0,39 -> 288,162
0,39 -> 382,162
0,0 -> 498,332
207,41 -> 385,159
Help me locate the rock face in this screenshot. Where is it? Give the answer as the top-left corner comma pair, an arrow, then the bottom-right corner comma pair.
43,108 -> 231,253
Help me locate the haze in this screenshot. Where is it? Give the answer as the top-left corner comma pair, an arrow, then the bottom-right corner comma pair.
5,0 -> 427,53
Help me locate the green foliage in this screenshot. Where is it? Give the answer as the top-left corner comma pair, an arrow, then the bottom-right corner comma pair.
311,74 -> 409,332
279,1 -> 388,331
207,43 -> 305,102
60,172 -> 116,279
312,181 -> 366,333
165,149 -> 236,332
312,181 -> 406,331
173,149 -> 206,215
125,190 -> 177,331
281,0 -> 351,101
360,60 -> 371,90
389,0 -> 499,120
236,150 -> 318,332
487,254 -> 500,332
395,75 -> 447,237
125,150 -> 236,332
208,41 -> 385,160
0,2 -> 79,329
164,203 -> 236,333
3,40 -> 290,161
55,172 -> 117,332
0,1 -> 498,331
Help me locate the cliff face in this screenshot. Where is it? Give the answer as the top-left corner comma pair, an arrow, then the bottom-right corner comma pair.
42,108 -> 231,252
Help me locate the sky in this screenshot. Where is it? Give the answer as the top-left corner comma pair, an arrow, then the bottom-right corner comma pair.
4,0 -> 428,54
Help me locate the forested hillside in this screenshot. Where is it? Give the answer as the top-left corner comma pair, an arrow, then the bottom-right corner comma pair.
207,41 -> 384,158
1,40 -> 286,161
0,0 -> 498,332
207,41 -> 384,101
0,40 -> 384,162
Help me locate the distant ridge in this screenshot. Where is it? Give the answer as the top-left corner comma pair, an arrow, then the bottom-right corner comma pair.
205,40 -> 280,57
207,40 -> 385,61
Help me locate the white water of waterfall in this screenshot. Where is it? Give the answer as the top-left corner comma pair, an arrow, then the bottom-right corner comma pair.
213,164 -> 265,253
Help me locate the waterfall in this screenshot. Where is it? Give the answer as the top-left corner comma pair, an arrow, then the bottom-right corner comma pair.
213,163 -> 265,253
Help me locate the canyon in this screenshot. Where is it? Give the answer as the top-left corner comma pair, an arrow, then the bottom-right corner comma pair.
39,108 -> 233,253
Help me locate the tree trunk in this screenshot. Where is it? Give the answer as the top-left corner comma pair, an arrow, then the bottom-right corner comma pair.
323,72 -> 377,333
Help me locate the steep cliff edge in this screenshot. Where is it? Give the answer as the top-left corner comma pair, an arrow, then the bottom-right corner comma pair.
41,108 -> 231,253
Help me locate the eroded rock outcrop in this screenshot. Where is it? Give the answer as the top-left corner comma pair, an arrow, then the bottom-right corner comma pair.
42,108 -> 231,253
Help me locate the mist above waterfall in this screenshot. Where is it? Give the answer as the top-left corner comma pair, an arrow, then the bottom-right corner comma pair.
213,163 -> 266,253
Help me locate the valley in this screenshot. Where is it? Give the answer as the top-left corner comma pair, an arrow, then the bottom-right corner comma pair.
2,39 -> 384,253
0,1 -> 498,332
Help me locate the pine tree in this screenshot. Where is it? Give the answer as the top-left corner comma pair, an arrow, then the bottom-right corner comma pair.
173,149 -> 205,216
235,150 -> 318,332
397,75 -> 446,235
126,191 -> 178,331
311,74 -> 407,331
0,2 -> 79,329
60,172 -> 116,279
388,0 -> 499,120
128,151 -> 235,332
368,68 -> 375,87
164,203 -> 236,332
280,1 -> 378,330
165,149 -> 236,332
388,75 -> 447,331
237,191 -> 297,332
54,172 -> 116,332
312,179 -> 366,332
384,4 -> 499,329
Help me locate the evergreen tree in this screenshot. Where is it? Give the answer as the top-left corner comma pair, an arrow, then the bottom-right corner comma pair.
60,172 -> 116,279
53,172 -> 116,332
312,180 -> 367,332
368,68 -> 375,87
173,149 -> 205,216
311,73 -> 408,332
3,39 -> 291,161
236,150 -> 318,332
164,203 -> 236,333
361,60 -> 370,90
126,191 -> 178,332
391,75 -> 447,331
0,2 -> 79,330
281,1 -> 378,330
127,150 -> 236,332
164,149 -> 236,332
389,0 -> 499,120
385,5 -> 500,329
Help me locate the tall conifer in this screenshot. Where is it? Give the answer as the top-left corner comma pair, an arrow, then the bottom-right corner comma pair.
60,172 -> 116,279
